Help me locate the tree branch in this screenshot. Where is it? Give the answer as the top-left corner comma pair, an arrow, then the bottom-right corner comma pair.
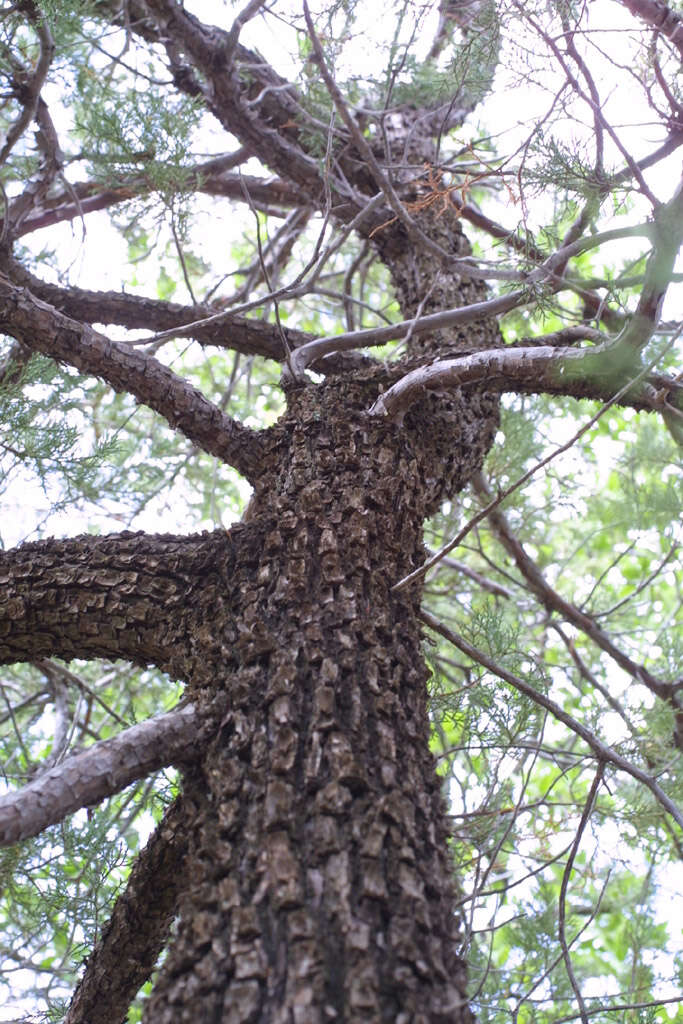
470,472 -> 683,745
124,0 -> 325,192
0,705 -> 198,846
367,342 -> 680,420
64,786 -> 194,1024
616,174 -> 683,353
0,1 -> 54,167
619,0 -> 683,59
557,764 -> 604,1024
0,530 -> 234,670
7,165 -> 305,238
3,257 -> 311,361
290,289 -> 530,377
0,273 -> 264,481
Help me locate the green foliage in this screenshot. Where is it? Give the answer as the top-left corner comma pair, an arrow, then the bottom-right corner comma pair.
392,1 -> 500,112
72,67 -> 203,190
424,391 -> 682,1024
0,352 -> 119,538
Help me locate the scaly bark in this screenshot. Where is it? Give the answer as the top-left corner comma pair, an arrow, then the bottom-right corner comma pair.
143,366 -> 497,1023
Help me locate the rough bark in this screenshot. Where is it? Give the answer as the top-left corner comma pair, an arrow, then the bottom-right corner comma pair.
1,210 -> 502,1021
0,530 -> 249,673
1,256 -> 310,360
141,364 -> 498,1023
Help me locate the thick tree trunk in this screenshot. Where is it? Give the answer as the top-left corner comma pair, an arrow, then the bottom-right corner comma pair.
142,352 -> 498,1021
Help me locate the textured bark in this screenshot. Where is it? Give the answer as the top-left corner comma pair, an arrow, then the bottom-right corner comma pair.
0,530 -> 239,672
141,366 -> 498,1024
1,1 -> 679,1019
1,258 -> 374,376
0,353 -> 495,1020
2,256 -> 311,361
618,0 -> 683,58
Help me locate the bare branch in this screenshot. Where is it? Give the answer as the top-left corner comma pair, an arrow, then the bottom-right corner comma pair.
515,1 -> 660,205
468,472 -> 681,729
366,342 -> 669,420
290,289 -> 530,377
388,340 -> 681,600
2,256 -> 310,360
7,165 -> 305,239
224,0 -> 266,63
557,764 -> 605,1024
0,705 -> 198,846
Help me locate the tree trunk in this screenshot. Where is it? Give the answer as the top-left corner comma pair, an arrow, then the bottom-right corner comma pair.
141,314 -> 498,1021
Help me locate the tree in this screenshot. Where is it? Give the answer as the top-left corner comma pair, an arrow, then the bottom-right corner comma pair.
0,0 -> 681,1021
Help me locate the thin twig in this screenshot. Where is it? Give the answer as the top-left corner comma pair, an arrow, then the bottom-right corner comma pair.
420,609 -> 683,831
558,763 -> 605,1024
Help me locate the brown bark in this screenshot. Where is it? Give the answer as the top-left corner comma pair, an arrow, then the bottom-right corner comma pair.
1,256 -> 310,361
8,168 -> 304,239
0,0 -> 678,1018
141,365 -> 498,1023
0,530 -> 233,672
1,258 -> 373,375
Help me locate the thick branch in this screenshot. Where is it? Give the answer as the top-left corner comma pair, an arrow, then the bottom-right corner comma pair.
64,787 -> 194,1024
0,274 -> 264,481
0,530 -> 232,670
3,257 -> 311,361
617,175 -> 683,352
619,0 -> 683,58
0,705 -> 198,846
368,343 -> 681,419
